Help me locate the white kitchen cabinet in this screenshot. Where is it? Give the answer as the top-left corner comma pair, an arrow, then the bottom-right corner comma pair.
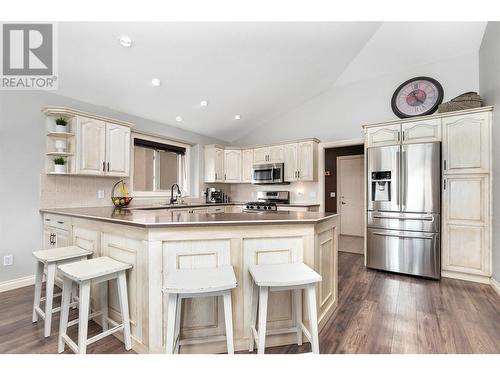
283,143 -> 298,181
253,147 -> 269,164
241,149 -> 254,182
223,149 -> 242,182
442,112 -> 490,174
442,174 -> 490,279
365,124 -> 401,147
43,214 -> 72,249
76,116 -> 131,176
204,146 -> 224,183
253,145 -> 284,164
269,145 -> 284,162
402,118 -> 441,144
297,141 -> 316,181
105,123 -> 130,177
76,117 -> 106,175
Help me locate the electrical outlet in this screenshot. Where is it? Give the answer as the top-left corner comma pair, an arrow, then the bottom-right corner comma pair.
3,254 -> 13,266
309,191 -> 317,199
97,190 -> 105,199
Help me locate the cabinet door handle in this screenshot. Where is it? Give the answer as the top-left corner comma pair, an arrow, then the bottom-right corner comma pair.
402,131 -> 405,141
443,179 -> 446,190
297,171 -> 300,179
102,161 -> 106,172
215,173 -> 217,180
107,162 -> 110,172
224,173 -> 227,180
443,160 -> 447,170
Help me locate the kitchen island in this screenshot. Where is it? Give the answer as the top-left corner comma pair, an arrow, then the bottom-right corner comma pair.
40,207 -> 339,353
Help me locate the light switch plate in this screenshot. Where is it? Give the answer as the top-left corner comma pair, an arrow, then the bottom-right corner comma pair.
309,191 -> 317,199
97,190 -> 105,199
330,192 -> 336,198
3,254 -> 13,266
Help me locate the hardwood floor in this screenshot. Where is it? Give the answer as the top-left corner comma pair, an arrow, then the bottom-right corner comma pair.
1,252 -> 499,354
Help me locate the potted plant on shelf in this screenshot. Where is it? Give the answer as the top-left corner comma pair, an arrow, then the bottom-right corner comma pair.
53,157 -> 66,173
55,117 -> 68,133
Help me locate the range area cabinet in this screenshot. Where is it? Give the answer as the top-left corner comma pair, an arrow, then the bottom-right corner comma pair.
223,149 -> 242,182
363,106 -> 493,284
204,139 -> 318,184
43,107 -> 133,177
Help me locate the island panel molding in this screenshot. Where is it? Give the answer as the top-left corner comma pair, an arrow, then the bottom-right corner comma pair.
40,210 -> 338,353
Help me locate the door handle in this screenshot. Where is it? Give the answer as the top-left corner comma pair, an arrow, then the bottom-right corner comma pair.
341,201 -> 346,205
372,232 -> 435,240
372,215 -> 434,221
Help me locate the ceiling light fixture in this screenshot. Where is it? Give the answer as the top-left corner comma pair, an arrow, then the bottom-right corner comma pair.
234,114 -> 241,120
151,78 -> 161,87
119,36 -> 132,48
200,100 -> 209,107
175,116 -> 183,122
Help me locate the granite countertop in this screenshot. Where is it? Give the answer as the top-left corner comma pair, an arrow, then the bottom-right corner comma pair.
40,207 -> 337,228
127,201 -> 320,210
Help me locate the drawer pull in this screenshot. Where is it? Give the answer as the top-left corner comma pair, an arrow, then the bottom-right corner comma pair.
57,221 -> 64,224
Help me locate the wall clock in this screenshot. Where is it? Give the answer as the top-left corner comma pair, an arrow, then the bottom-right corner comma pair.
391,76 -> 444,119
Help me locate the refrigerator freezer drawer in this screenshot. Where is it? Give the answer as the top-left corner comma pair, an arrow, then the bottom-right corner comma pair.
367,211 -> 440,233
367,228 -> 440,279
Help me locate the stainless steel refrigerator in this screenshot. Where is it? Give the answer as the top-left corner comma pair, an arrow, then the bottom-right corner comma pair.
366,142 -> 441,279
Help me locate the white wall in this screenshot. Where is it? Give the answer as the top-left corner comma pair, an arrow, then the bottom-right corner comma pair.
0,90 -> 225,283
233,53 -> 480,145
479,21 -> 500,281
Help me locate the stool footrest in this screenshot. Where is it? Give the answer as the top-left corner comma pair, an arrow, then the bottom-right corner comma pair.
86,323 -> 124,345
60,333 -> 79,354
67,310 -> 103,328
179,334 -> 228,347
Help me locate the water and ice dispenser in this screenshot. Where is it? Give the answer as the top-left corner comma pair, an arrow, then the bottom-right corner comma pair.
371,171 -> 391,202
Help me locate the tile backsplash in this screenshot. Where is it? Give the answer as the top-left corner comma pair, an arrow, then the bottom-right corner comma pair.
229,181 -> 319,203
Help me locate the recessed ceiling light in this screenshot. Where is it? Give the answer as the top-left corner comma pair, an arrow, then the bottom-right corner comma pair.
119,36 -> 132,48
234,114 -> 241,120
175,116 -> 183,122
200,100 -> 209,107
151,78 -> 161,87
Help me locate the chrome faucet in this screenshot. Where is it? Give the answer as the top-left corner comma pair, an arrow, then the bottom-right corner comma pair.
170,184 -> 182,205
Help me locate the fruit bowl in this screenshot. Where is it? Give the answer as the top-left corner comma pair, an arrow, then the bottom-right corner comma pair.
112,196 -> 133,207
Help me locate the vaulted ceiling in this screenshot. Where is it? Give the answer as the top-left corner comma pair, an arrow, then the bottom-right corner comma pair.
57,22 -> 487,142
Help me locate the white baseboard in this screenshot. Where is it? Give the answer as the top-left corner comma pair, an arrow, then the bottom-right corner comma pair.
490,278 -> 500,296
441,270 -> 491,284
0,275 -> 35,293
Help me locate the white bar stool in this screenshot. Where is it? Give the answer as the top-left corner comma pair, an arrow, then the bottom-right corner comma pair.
248,262 -> 322,354
32,246 -> 93,337
57,256 -> 132,354
163,266 -> 237,354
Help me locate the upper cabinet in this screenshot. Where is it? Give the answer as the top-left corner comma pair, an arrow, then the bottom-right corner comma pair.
43,107 -> 133,177
253,145 -> 284,164
442,112 -> 490,174
241,149 -> 254,183
204,139 -> 318,184
76,118 -> 131,176
402,118 -> 441,144
365,124 -> 401,147
224,149 -> 242,182
76,117 -> 106,175
204,146 -> 224,183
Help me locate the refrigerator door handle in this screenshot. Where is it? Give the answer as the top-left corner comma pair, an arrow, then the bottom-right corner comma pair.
402,150 -> 407,210
371,232 -> 435,240
396,150 -> 400,208
372,215 -> 434,222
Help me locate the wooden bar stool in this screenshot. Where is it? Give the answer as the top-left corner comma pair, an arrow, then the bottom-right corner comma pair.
248,262 -> 322,354
32,246 -> 93,337
57,256 -> 132,354
163,266 -> 237,354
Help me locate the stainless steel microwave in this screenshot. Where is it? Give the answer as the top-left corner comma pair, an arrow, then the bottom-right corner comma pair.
251,163 -> 287,184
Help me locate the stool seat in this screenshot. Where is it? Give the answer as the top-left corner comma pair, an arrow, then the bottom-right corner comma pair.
249,262 -> 321,287
58,256 -> 131,282
33,245 -> 93,263
164,266 -> 237,294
